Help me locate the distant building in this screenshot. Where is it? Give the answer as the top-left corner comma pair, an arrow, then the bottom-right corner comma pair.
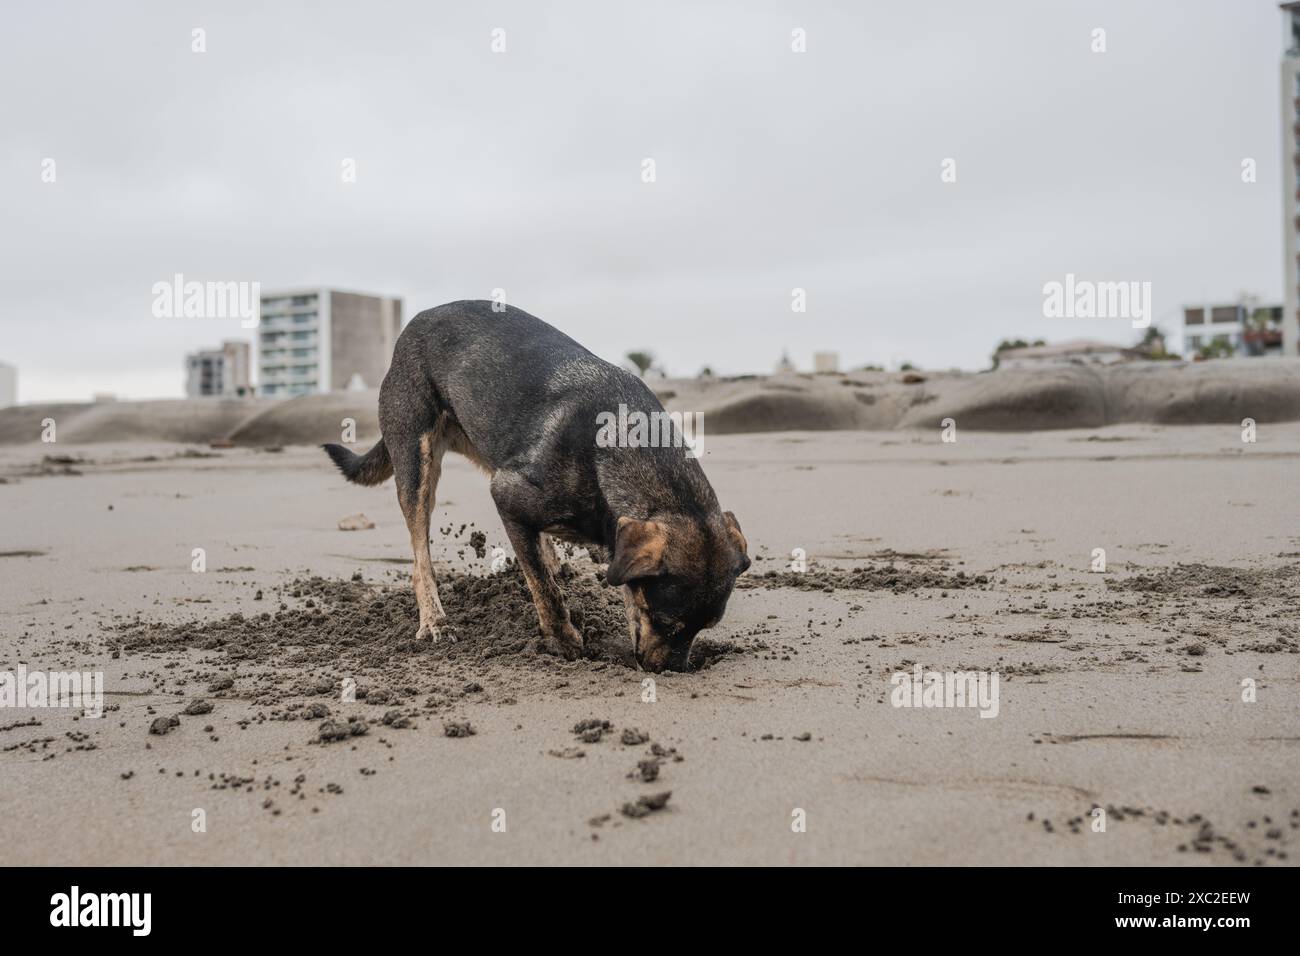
1280,3 -> 1300,355
185,340 -> 251,397
0,362 -> 15,408
1182,303 -> 1284,357
258,289 -> 402,398
996,339 -> 1141,370
774,350 -> 796,374
813,351 -> 840,373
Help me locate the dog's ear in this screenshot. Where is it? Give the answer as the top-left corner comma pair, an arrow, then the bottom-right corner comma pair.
606,517 -> 668,586
723,511 -> 751,575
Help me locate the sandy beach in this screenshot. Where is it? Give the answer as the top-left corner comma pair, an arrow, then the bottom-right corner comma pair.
2,422 -> 1297,866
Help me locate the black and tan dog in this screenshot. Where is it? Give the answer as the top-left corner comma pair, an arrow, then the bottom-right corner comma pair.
323,300 -> 749,671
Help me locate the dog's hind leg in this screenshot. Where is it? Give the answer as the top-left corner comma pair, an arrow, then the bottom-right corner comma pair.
391,429 -> 448,640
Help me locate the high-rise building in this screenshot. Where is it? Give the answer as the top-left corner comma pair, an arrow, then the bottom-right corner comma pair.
0,361 -> 16,408
258,289 -> 402,398
1281,4 -> 1300,355
185,340 -> 251,397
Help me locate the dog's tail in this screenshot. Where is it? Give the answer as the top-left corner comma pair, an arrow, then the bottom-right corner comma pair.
322,440 -> 393,486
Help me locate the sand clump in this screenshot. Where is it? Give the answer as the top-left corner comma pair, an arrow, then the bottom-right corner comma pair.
621,791 -> 672,819
317,718 -> 368,743
740,564 -> 990,593
148,716 -> 179,736
1030,796 -> 1298,865
337,513 -> 375,531
1110,562 -> 1300,600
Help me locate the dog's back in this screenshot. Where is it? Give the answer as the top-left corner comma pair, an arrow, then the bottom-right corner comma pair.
382,301 -> 660,469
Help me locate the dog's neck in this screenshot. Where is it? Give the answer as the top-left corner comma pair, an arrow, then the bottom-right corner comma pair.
595,448 -> 719,544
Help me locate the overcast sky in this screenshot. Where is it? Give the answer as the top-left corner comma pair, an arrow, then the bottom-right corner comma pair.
0,0 -> 1287,401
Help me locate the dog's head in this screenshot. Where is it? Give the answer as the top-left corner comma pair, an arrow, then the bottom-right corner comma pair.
605,511 -> 750,671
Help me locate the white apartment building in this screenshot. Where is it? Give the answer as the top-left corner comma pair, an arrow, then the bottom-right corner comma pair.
258,289 -> 402,398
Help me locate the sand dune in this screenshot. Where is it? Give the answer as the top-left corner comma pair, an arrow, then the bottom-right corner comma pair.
2,359 -> 1297,446
223,390 -> 381,447
0,398 -> 272,446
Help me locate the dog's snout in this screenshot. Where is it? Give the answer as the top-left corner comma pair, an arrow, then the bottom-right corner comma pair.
636,643 -> 672,672
635,634 -> 694,672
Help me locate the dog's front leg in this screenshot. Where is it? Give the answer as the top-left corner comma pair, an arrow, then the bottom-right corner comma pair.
492,475 -> 582,659
505,520 -> 583,659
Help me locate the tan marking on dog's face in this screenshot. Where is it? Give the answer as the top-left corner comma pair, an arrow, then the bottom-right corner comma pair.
722,511 -> 748,563
622,585 -> 674,670
627,579 -> 706,671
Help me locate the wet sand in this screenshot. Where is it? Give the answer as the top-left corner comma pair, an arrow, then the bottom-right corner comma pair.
1,424 -> 1297,865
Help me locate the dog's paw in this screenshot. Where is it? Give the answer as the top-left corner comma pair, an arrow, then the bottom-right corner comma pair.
552,623 -> 585,660
415,618 -> 451,641
534,638 -> 580,661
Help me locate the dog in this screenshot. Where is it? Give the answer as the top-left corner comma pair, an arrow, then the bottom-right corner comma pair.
323,300 -> 750,671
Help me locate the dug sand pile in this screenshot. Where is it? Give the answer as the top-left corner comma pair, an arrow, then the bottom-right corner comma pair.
740,564 -> 991,593
120,563 -> 736,685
